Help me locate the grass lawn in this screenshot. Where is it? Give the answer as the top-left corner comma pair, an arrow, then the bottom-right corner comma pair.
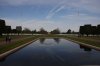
63,35 -> 100,47
0,35 -> 39,54
0,35 -> 33,42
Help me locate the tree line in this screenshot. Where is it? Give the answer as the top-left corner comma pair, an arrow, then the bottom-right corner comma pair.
0,19 -> 77,36
79,24 -> 100,36
1,19 -> 99,36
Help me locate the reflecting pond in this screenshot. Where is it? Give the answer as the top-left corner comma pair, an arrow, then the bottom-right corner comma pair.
0,38 -> 100,66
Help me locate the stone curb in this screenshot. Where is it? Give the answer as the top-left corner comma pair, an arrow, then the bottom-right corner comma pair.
34,37 -> 100,51
0,38 -> 38,60
64,38 -> 100,51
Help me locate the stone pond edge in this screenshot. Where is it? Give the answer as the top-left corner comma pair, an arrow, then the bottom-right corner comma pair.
0,37 -> 100,60
0,38 -> 39,60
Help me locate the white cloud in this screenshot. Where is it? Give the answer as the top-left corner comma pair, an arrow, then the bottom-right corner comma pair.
3,18 -> 68,32
46,0 -> 100,19
71,0 -> 100,13
0,0 -> 100,32
3,13 -> 100,32
20,19 -> 68,32
61,13 -> 100,26
0,0 -> 100,14
0,0 -> 64,6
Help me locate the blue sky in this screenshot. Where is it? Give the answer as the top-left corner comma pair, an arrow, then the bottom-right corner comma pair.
0,0 -> 100,32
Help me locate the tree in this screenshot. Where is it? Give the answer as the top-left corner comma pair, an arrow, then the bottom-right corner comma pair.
32,29 -> 37,34
79,26 -> 85,36
84,24 -> 92,36
66,29 -> 71,34
91,26 -> 97,36
97,24 -> 100,35
79,24 -> 99,36
12,29 -> 17,34
5,26 -> 11,35
50,28 -> 60,34
0,19 -> 6,36
16,26 -> 22,35
38,28 -> 48,34
22,28 -> 31,33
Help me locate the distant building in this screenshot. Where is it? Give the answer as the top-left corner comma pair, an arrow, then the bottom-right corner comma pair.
0,19 -> 6,36
97,24 -> 100,35
0,19 -> 6,27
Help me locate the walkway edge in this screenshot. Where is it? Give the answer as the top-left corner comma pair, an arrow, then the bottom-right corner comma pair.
0,38 -> 38,60
65,38 -> 100,51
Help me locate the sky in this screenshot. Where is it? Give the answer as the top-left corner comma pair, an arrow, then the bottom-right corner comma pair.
0,0 -> 100,32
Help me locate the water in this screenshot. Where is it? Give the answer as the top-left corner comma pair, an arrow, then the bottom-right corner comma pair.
0,38 -> 100,66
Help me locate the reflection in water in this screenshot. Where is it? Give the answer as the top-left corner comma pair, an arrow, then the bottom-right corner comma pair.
39,38 -> 60,44
79,45 -> 92,51
0,38 -> 100,66
39,38 -> 45,44
53,38 -> 60,44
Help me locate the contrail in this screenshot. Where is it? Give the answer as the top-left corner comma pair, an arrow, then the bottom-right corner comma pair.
46,1 -> 66,19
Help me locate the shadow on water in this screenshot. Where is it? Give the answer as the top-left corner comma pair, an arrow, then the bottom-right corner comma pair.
53,38 -> 60,44
39,38 -> 60,44
39,38 -> 45,44
79,45 -> 92,52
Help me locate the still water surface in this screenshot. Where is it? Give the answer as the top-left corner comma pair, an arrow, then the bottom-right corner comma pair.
0,38 -> 100,66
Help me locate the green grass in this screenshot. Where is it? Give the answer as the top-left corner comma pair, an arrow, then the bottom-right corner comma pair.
0,36 -> 6,42
63,35 -> 100,47
0,35 -> 33,42
0,36 -> 39,54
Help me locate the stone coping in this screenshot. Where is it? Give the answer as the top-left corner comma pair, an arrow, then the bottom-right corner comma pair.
0,38 -> 38,60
